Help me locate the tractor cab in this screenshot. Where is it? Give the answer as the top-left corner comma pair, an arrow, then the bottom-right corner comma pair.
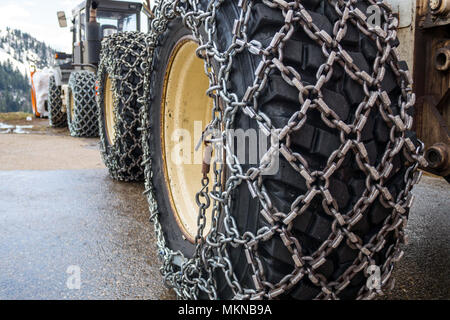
57,0 -> 142,69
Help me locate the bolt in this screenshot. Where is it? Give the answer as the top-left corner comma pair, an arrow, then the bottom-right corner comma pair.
430,0 -> 441,11
435,47 -> 450,71
429,0 -> 450,15
425,143 -> 449,170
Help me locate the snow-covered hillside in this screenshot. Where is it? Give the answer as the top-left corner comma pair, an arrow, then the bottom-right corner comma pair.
0,28 -> 54,78
0,28 -> 55,113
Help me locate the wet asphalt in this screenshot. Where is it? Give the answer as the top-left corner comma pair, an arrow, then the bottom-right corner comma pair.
0,169 -> 175,300
0,169 -> 448,300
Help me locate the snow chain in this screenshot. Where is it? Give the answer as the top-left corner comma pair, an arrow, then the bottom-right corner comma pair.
48,75 -> 67,128
141,0 -> 428,300
67,71 -> 98,137
97,32 -> 149,181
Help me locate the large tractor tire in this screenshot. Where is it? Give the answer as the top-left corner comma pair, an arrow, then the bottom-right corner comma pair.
67,70 -> 99,137
97,32 -> 147,181
143,1 -> 423,300
48,75 -> 67,127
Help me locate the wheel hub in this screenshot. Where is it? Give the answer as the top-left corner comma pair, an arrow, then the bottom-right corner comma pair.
103,75 -> 117,145
161,37 -> 213,243
69,91 -> 74,121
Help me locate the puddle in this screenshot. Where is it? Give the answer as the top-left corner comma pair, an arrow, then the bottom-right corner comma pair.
83,142 -> 100,150
0,122 -> 33,134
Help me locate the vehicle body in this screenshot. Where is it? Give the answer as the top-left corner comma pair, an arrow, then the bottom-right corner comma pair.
55,0 -> 143,118
30,66 -> 53,118
30,66 -> 42,117
412,0 -> 450,180
69,0 -> 143,70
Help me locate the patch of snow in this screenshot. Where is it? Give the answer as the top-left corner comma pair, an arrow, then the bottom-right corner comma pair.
0,122 -> 33,134
0,48 -> 30,78
0,122 -> 14,129
14,125 -> 33,134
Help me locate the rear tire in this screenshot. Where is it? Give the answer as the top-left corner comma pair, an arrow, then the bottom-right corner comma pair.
145,2 -> 421,300
67,70 -> 98,137
48,75 -> 67,128
97,32 -> 147,181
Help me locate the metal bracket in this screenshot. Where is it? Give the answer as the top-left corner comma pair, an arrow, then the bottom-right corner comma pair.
385,0 -> 414,28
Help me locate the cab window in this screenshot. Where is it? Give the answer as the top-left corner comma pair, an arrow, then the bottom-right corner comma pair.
96,11 -> 138,37
74,14 -> 80,43
80,9 -> 86,41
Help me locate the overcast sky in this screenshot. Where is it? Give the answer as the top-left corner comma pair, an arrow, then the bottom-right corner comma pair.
0,0 -> 148,52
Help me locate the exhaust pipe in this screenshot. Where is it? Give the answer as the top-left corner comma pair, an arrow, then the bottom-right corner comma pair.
86,1 -> 101,65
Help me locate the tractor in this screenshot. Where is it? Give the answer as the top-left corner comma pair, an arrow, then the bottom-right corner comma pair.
46,0 -> 144,136
94,0 -> 447,299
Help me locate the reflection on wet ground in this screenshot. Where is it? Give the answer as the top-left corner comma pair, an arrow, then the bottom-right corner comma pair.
0,169 -> 447,300
0,169 -> 175,299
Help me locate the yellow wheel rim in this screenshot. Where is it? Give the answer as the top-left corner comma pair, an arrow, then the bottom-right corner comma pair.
69,91 -> 74,121
104,75 -> 116,145
162,37 -> 213,243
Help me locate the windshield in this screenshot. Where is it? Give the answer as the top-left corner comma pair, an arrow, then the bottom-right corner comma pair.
96,10 -> 138,37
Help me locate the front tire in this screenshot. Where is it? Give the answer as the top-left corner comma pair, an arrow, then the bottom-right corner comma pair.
97,32 -> 147,181
144,1 -> 422,300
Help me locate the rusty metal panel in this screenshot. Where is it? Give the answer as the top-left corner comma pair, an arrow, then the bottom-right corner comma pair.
413,0 -> 450,179
387,0 -> 414,27
387,0 -> 417,72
